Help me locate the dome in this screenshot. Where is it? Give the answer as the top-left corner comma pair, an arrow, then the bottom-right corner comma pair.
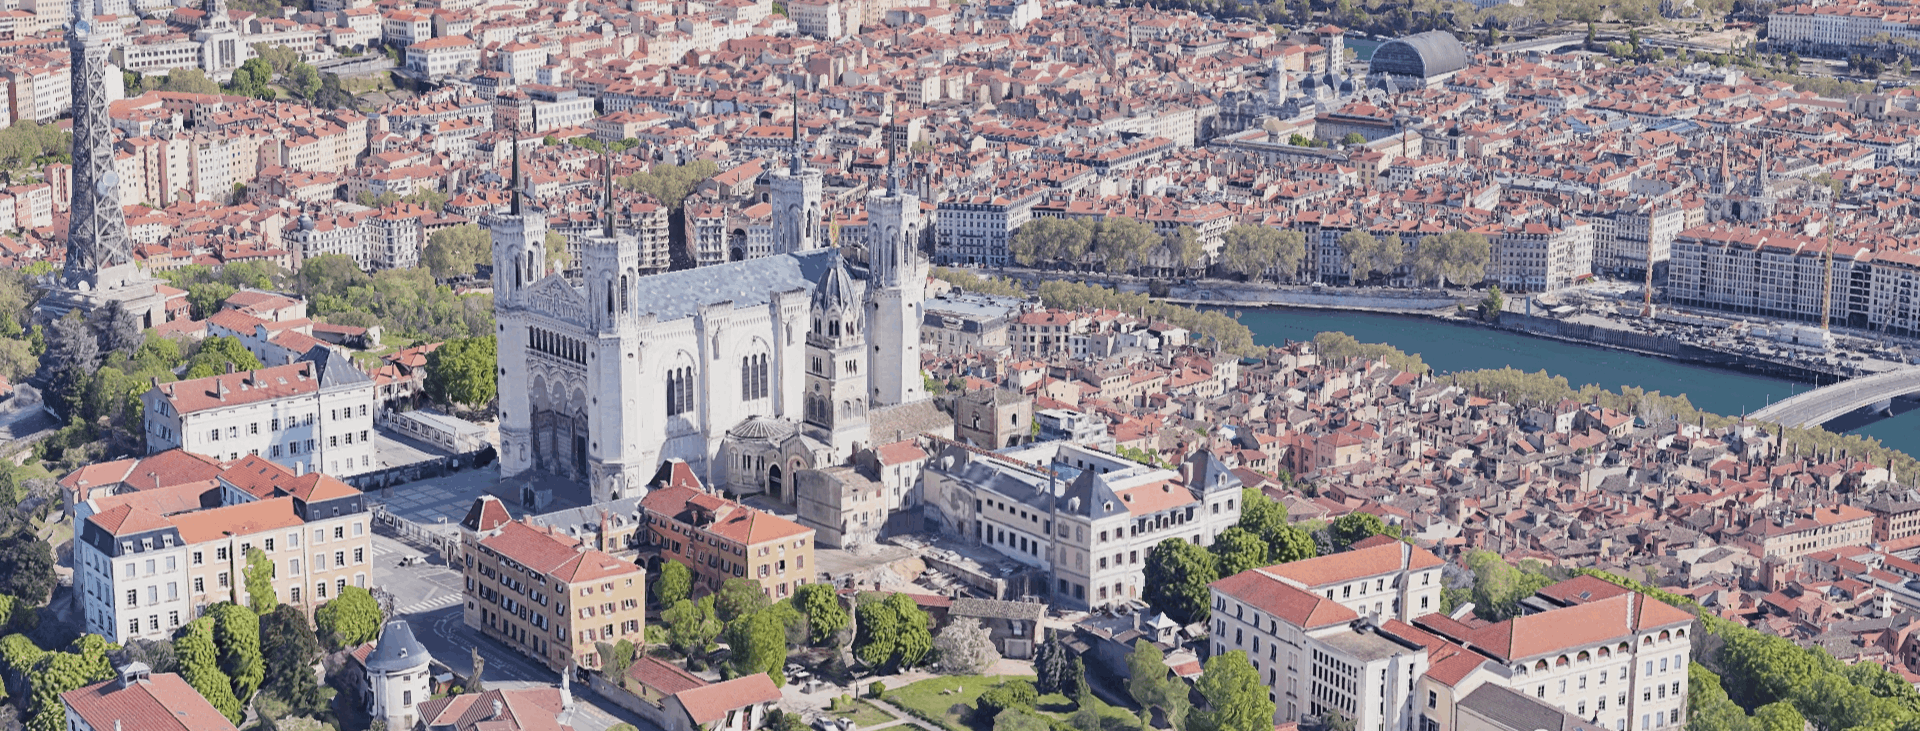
728,416 -> 795,442
1371,31 -> 1469,81
810,254 -> 859,315
364,620 -> 431,673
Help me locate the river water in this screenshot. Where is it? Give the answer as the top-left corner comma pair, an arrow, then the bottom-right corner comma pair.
1232,307 -> 1920,458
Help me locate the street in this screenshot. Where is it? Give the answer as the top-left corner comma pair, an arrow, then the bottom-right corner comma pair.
370,533 -> 661,731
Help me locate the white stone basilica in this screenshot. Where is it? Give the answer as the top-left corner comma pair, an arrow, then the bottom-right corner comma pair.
492,143 -> 928,503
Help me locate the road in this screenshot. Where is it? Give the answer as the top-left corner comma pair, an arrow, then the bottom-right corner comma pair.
370,533 -> 662,731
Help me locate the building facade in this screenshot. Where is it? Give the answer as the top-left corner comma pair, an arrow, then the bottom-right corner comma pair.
462,518 -> 648,673
141,352 -> 378,478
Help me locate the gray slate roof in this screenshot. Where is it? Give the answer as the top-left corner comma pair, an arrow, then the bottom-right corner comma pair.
633,248 -> 841,322
1373,31 -> 1469,79
365,619 -> 431,672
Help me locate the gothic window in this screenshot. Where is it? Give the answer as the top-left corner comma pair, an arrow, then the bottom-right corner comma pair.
667,367 -> 695,417
741,354 -> 769,400
620,275 -> 629,313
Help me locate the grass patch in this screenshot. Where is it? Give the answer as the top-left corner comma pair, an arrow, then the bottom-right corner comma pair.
834,699 -> 896,728
884,675 -> 1140,731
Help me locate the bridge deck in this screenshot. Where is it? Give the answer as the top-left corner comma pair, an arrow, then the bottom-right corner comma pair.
1748,366 -> 1920,428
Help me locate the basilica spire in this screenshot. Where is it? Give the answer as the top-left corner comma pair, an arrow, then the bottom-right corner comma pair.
510,140 -> 524,215
602,149 -> 615,239
789,85 -> 805,175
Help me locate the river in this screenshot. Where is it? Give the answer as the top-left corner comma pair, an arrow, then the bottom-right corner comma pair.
1233,307 -> 1920,458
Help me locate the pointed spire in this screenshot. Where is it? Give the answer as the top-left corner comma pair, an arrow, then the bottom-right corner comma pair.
886,135 -> 901,195
790,84 -> 805,175
510,139 -> 524,216
602,148 -> 615,238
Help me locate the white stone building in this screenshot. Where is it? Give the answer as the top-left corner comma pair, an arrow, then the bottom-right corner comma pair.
363,620 -> 433,731
922,445 -> 1242,609
492,145 -> 929,502
140,351 -> 378,478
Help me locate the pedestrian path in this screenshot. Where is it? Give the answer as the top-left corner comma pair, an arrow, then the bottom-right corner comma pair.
397,592 -> 462,615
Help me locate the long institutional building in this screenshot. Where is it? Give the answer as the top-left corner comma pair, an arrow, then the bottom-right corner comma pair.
1668,223 -> 1920,337
1769,1 -> 1920,51
1211,541 -> 1694,731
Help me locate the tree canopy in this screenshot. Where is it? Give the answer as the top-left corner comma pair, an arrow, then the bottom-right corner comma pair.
1187,651 -> 1276,731
424,223 -> 491,280
1144,538 -> 1218,625
1219,225 -> 1308,282
425,335 -> 498,409
620,160 -> 720,209
314,586 -> 382,650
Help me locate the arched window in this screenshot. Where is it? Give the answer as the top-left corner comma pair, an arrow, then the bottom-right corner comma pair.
1659,630 -> 1670,641
620,275 -> 629,313
1556,655 -> 1569,667
1577,651 -> 1590,662
1534,660 -> 1549,671
1598,646 -> 1611,658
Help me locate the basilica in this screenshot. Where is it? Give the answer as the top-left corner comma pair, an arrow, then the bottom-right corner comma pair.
491,144 -> 930,504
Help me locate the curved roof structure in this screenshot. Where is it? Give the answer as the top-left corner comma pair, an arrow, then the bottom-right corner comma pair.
1371,31 -> 1468,80
365,619 -> 431,673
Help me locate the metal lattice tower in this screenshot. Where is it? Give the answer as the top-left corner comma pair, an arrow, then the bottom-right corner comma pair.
63,18 -> 133,290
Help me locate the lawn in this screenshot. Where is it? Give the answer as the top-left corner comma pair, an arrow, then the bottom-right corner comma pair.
885,675 -> 1143,731
832,699 -> 896,729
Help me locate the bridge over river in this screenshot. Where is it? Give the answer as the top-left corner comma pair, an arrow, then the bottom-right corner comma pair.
1748,366 -> 1920,428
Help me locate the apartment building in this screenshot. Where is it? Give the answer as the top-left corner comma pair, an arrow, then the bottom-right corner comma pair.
923,444 -> 1242,609
1732,505 -> 1874,560
368,204 -> 427,270
141,351 -> 378,478
406,36 -> 478,78
1668,225 -> 1868,329
640,461 -> 817,600
461,518 -> 647,673
934,189 -> 1040,267
1484,217 -> 1594,293
1768,2 -> 1912,50
1210,570 -> 1695,731
75,455 -> 372,644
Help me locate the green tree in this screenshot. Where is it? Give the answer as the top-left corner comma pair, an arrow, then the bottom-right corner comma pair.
259,604 -> 328,717
1210,526 -> 1269,578
1033,630 -> 1073,695
977,679 -> 1039,721
227,57 -> 276,99
992,708 -> 1050,731
156,69 -> 222,95
726,605 -> 791,686
21,636 -> 117,731
1338,230 -> 1403,283
714,578 -> 771,625
853,593 -> 930,671
794,582 -> 848,646
177,618 -> 245,723
1461,550 -> 1555,622
424,335 -> 497,408
0,521 -> 55,605
1126,640 -> 1187,729
1091,217 -> 1160,274
423,223 -> 490,279
404,187 -> 448,212
314,586 -> 382,650
1341,132 -> 1368,145
1327,512 -> 1393,551
1219,226 -> 1307,282
1144,538 -> 1218,624
184,336 -> 266,379
1009,217 -> 1093,268
619,160 -> 720,208
210,602 -> 265,702
1412,230 -> 1491,288
545,230 -> 569,272
1479,284 -> 1506,320
1187,651 -> 1274,731
662,597 -> 722,663
186,281 -> 238,320
244,548 -> 277,613
1167,226 -> 1206,272
655,559 -> 692,608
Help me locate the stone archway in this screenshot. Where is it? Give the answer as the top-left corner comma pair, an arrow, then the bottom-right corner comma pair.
767,464 -> 783,499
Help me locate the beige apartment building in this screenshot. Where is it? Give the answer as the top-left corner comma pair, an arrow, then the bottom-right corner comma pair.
462,519 -> 647,673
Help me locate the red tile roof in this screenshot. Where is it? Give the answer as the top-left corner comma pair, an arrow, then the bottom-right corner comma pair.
150,362 -> 320,415
62,672 -> 240,731
1210,570 -> 1357,630
675,674 -> 781,724
1260,540 -> 1442,588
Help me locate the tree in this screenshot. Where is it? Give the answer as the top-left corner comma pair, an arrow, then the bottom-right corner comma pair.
285,62 -> 322,100
245,548 -> 277,613
424,335 -> 497,409
1341,132 -> 1368,145
793,582 -> 848,646
227,57 -> 276,99
42,312 -> 100,416
177,618 -> 245,723
1033,630 -> 1074,696
90,300 -> 143,356
1479,285 -> 1506,320
933,618 -> 999,675
1219,226 -> 1306,282
1461,550 -> 1555,622
1210,526 -> 1269,578
726,605 -> 791,686
1126,640 -> 1187,729
618,160 -> 720,209
655,559 -> 692,608
0,524 -> 55,605
1167,226 -> 1205,272
1144,538 -> 1218,625
662,597 -> 722,664
545,231 -> 569,272
1412,230 -> 1491,288
210,603 -> 265,702
1239,489 -> 1315,564
992,708 -> 1050,731
1091,217 -> 1160,274
1338,230 -> 1403,283
1328,512 -> 1393,552
187,281 -> 238,320
314,586 -> 382,650
259,605 -> 327,717
21,636 -> 117,731
714,578 -> 770,625
977,679 -> 1039,722
423,224 -> 491,279
853,593 -> 931,671
1186,651 -> 1274,731
1009,217 -> 1093,268
156,69 -> 222,95
184,336 -> 265,379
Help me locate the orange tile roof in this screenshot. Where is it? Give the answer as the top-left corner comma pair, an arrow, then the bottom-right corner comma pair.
1210,569 -> 1357,629
1260,540 -> 1442,588
62,673 -> 239,731
1114,479 -> 1195,517
151,362 -> 319,414
168,497 -> 303,543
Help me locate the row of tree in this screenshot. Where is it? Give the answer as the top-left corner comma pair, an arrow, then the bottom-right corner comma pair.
1035,279 -> 1260,357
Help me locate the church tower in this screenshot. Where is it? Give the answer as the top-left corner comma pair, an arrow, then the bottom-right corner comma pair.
769,92 -> 823,255
493,142 -> 546,480
865,164 -> 926,409
580,153 -> 646,501
803,255 -> 869,458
